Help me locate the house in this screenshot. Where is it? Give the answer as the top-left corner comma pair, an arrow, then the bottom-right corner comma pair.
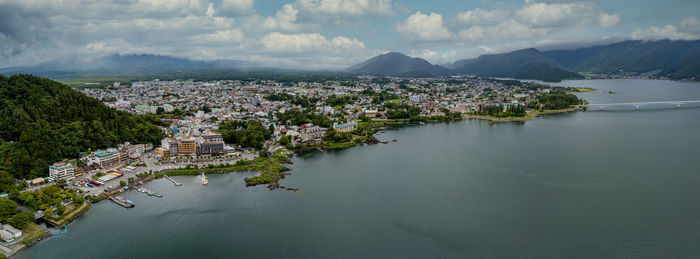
332,121 -> 358,133
49,162 -> 75,182
0,224 -> 22,241
364,109 -> 378,118
299,124 -> 327,142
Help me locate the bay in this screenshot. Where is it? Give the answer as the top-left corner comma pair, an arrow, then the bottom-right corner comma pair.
16,79 -> 700,258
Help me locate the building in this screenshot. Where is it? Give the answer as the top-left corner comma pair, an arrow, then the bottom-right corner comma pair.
364,109 -> 378,118
0,224 -> 22,241
93,150 -> 121,168
49,162 -> 75,181
197,131 -> 224,156
178,138 -> 197,156
332,121 -> 358,133
154,147 -> 170,158
299,125 -> 327,142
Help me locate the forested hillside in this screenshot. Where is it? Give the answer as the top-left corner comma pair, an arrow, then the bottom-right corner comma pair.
0,74 -> 166,179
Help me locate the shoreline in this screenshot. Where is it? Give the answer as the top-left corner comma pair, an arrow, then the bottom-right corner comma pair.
12,106 -> 585,256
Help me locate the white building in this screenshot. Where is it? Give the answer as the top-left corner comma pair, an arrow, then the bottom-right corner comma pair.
49,162 -> 75,181
0,224 -> 22,241
332,121 -> 358,133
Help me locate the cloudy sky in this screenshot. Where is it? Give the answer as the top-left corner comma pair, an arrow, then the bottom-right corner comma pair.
2,0 -> 700,69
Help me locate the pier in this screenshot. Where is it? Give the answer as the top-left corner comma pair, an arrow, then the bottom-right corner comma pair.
164,175 -> 182,186
109,197 -> 134,208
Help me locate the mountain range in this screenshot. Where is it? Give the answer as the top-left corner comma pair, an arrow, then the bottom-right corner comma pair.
0,54 -> 261,79
1,39 -> 699,82
349,39 -> 700,81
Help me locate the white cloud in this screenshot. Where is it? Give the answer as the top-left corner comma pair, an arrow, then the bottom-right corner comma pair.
260,32 -> 365,53
217,0 -> 254,17
680,16 -> 700,33
295,0 -> 393,18
194,28 -> 245,42
598,13 -> 620,28
259,4 -> 312,33
456,8 -> 508,25
516,2 -> 618,28
630,16 -> 700,41
394,12 -> 453,41
457,20 -> 549,43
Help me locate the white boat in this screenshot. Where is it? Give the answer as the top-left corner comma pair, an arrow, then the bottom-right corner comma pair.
201,172 -> 208,186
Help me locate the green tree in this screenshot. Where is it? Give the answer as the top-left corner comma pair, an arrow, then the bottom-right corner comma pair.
0,198 -> 17,220
56,179 -> 67,189
8,212 -> 33,229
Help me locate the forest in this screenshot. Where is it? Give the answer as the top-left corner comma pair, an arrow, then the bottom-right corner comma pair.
217,120 -> 272,149
0,75 -> 166,179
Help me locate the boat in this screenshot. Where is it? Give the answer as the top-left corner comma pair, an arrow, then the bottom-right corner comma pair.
151,192 -> 163,198
201,172 -> 208,186
115,196 -> 133,204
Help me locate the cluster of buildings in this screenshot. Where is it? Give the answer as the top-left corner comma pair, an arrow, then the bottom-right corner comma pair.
156,130 -> 225,158
78,76 -> 558,152
47,142 -> 154,182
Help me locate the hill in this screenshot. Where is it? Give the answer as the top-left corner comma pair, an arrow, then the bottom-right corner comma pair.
347,52 -> 450,77
0,54 -> 260,79
0,74 -> 166,179
450,48 -> 584,82
543,39 -> 700,80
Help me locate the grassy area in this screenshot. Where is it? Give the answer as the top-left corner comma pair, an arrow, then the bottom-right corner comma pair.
572,87 -> 595,92
323,142 -> 356,149
244,150 -> 291,187
19,223 -> 49,245
53,202 -> 89,225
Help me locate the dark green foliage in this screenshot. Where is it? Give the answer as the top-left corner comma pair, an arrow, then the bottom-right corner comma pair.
0,75 -> 165,178
451,48 -> 584,82
324,129 -> 352,143
8,212 -> 33,229
218,120 -> 272,149
275,110 -> 332,128
0,198 -> 17,221
545,39 -> 700,80
537,93 -> 582,110
325,95 -> 357,107
16,185 -> 80,211
476,105 -> 527,118
385,104 -> 421,119
0,171 -> 18,194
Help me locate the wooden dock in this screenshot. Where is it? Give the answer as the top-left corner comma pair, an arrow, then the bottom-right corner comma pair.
109,197 -> 134,208
164,175 -> 182,186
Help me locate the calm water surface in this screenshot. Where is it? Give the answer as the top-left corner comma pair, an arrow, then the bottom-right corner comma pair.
17,79 -> 700,258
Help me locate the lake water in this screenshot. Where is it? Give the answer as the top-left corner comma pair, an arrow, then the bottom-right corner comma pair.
16,79 -> 700,258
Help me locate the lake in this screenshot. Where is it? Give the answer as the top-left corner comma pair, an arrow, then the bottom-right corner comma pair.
16,79 -> 700,258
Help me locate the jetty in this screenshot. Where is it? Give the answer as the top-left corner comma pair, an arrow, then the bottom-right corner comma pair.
164,175 -> 182,186
109,196 -> 134,208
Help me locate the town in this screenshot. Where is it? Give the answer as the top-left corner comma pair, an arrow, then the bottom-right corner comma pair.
0,76 -> 584,255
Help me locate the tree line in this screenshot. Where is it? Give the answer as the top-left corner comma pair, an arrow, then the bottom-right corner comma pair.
0,75 -> 166,179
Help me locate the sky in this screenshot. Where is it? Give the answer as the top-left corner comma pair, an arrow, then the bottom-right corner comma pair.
1,0 -> 700,69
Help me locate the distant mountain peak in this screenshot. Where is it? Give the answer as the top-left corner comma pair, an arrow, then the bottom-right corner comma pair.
348,53 -> 449,77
